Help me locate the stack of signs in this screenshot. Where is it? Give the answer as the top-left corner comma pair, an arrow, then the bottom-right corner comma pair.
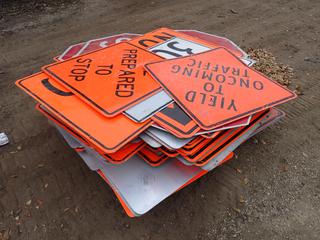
15,28 -> 296,217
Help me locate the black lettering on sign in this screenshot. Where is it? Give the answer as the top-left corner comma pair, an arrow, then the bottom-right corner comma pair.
200,93 -> 206,104
192,60 -> 215,70
216,74 -> 226,83
185,91 -> 237,111
152,49 -> 182,58
116,49 -> 139,97
171,65 -> 181,73
202,71 -> 213,81
171,60 -> 265,91
118,70 -> 135,83
182,67 -> 193,77
167,41 -> 194,55
212,64 -> 219,72
150,38 -> 211,59
253,81 -> 264,90
187,59 -> 196,67
208,95 -> 217,106
69,58 -> 92,81
138,32 -> 175,48
203,84 -> 224,95
41,79 -> 74,96
151,40 -> 196,58
116,70 -> 135,97
186,91 -> 196,102
121,49 -> 138,69
228,99 -> 237,111
204,82 -> 214,92
95,65 -> 113,75
240,78 -> 249,88
116,84 -> 134,97
216,85 -> 224,95
228,76 -> 236,85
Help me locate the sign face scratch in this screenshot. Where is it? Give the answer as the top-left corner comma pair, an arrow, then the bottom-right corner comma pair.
43,42 -> 163,117
145,48 -> 296,130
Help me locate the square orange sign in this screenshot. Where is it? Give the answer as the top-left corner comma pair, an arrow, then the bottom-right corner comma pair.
43,42 -> 163,117
145,48 -> 296,130
16,72 -> 151,153
130,27 -> 251,137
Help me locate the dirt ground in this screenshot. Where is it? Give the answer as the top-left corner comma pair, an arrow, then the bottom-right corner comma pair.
0,0 -> 320,239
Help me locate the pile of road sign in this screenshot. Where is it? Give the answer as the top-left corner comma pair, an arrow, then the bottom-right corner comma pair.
15,28 -> 296,217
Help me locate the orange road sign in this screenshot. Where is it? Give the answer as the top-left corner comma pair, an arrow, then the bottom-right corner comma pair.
183,136 -> 205,149
16,73 -> 152,153
178,136 -> 215,156
105,141 -> 146,163
181,110 -> 268,163
130,27 -> 251,137
152,102 -> 200,138
43,42 -> 163,117
202,131 -> 222,139
138,146 -> 169,166
36,103 -> 92,146
145,48 -> 296,130
158,146 -> 180,157
130,27 -> 244,58
36,103 -> 145,163
194,110 -> 269,166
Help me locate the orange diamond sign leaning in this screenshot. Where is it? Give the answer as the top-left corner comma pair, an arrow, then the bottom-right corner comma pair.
43,42 -> 163,117
145,48 -> 297,130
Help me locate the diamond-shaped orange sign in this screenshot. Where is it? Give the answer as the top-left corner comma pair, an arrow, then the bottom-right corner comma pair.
15,73 -> 152,153
43,42 -> 162,117
145,48 -> 296,130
